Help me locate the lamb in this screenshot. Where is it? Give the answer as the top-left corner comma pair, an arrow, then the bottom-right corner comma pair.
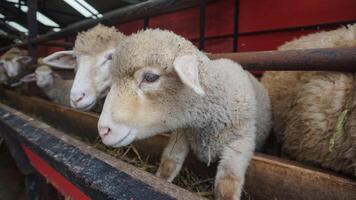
19,66 -> 73,107
43,24 -> 126,111
261,24 -> 356,177
0,47 -> 31,78
97,29 -> 271,200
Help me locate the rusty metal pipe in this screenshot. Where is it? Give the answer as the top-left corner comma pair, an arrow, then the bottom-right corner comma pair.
209,47 -> 356,71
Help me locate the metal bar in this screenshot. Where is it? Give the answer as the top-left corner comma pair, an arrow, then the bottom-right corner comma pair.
42,41 -> 74,48
199,0 -> 206,50
27,0 -> 38,64
0,19 -> 26,38
209,47 -> 356,71
0,0 -> 210,52
1,90 -> 355,200
232,0 -> 239,52
143,17 -> 150,29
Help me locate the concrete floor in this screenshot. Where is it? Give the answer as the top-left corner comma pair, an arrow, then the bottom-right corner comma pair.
0,139 -> 25,200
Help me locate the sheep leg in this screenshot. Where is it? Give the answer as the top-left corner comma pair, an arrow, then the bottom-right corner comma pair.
215,136 -> 255,200
156,130 -> 189,182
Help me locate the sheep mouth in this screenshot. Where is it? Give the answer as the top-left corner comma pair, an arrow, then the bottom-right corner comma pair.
111,130 -> 132,147
76,101 -> 96,111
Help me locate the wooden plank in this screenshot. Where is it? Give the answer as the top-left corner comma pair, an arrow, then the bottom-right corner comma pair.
1,90 -> 355,200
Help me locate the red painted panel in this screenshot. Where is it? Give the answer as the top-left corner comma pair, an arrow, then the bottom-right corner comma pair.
237,25 -> 341,52
204,37 -> 234,53
150,0 -> 234,40
239,0 -> 356,33
22,145 -> 90,200
117,20 -> 144,35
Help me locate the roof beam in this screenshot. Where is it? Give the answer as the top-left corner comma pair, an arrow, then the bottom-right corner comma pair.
0,0 -> 211,51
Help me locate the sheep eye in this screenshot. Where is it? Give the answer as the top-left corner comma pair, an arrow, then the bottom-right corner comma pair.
107,54 -> 113,60
143,72 -> 160,83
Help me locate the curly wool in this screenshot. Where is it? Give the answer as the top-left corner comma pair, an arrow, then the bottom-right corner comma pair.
261,24 -> 356,177
74,24 -> 125,55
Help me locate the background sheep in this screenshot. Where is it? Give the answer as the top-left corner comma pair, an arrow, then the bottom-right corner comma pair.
0,47 -> 31,79
97,29 -> 271,200
43,24 -> 126,111
19,65 -> 73,107
261,24 -> 356,177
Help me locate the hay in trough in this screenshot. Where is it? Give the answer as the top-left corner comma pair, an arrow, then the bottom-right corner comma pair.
92,138 -> 215,199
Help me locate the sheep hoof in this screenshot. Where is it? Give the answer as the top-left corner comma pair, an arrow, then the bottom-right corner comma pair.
215,174 -> 240,200
156,158 -> 176,180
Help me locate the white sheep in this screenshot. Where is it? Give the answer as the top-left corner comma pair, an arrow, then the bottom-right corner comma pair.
42,24 -> 126,111
0,47 -> 31,78
19,65 -> 73,107
97,29 -> 271,200
261,24 -> 356,177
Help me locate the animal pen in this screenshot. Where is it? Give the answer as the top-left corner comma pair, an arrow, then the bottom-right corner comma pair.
0,0 -> 355,200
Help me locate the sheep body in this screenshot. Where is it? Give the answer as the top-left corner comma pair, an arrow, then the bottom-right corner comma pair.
261,24 -> 356,177
100,29 -> 272,199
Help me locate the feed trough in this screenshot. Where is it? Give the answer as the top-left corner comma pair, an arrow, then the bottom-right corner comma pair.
0,90 -> 355,200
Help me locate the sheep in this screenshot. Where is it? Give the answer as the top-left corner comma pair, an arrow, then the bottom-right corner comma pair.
261,24 -> 356,177
19,65 -> 73,107
42,24 -> 126,111
0,47 -> 31,78
97,29 -> 271,200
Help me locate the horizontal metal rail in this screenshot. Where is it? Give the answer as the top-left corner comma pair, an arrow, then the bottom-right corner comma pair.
209,47 -> 356,71
34,47 -> 356,72
1,90 -> 355,200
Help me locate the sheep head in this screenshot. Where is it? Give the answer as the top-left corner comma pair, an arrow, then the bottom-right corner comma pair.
42,24 -> 125,111
19,65 -> 61,89
1,48 -> 31,78
98,29 -> 206,147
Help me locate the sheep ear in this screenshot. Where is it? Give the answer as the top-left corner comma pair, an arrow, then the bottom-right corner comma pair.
43,50 -> 76,69
13,56 -> 32,64
20,73 -> 36,83
173,55 -> 205,96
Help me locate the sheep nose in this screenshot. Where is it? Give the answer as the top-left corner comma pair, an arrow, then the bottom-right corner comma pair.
71,92 -> 85,103
99,127 -> 111,138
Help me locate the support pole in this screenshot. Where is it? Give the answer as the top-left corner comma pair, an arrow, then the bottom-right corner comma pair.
27,0 -> 38,64
232,0 -> 239,52
199,0 -> 206,50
